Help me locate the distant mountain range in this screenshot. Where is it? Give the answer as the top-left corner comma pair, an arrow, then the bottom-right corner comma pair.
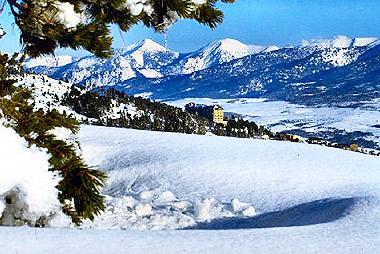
26,36 -> 380,106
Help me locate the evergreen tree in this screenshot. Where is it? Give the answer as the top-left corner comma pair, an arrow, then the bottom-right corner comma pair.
5,0 -> 235,58
1,0 -> 235,225
0,54 -> 106,225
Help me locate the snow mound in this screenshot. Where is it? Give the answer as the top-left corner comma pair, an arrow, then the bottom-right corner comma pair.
0,125 -> 60,225
81,189 -> 256,230
76,125 -> 380,233
79,125 -> 380,214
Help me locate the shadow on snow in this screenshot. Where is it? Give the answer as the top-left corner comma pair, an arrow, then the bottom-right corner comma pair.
185,197 -> 359,230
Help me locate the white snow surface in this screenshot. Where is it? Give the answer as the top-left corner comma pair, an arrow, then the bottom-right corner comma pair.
175,39 -> 278,74
24,55 -> 74,69
301,35 -> 377,49
77,126 -> 380,212
0,124 -> 60,218
55,2 -> 86,29
1,125 -> 379,253
16,74 -> 87,120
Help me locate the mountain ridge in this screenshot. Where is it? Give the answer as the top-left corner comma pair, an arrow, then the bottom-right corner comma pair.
26,36 -> 380,106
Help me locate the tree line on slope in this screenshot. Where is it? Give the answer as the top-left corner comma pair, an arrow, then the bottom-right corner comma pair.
63,87 -> 209,135
213,117 -> 274,138
61,84 -> 278,140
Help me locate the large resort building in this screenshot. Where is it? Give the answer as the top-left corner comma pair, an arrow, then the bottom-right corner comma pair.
185,103 -> 227,125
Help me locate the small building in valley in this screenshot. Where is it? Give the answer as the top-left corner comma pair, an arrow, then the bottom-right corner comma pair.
185,103 -> 227,125
212,105 -> 225,124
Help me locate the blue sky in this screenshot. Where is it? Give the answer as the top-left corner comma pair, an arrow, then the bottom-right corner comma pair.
1,0 -> 380,55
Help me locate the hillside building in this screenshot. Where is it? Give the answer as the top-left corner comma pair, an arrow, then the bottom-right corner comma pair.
185,103 -> 227,125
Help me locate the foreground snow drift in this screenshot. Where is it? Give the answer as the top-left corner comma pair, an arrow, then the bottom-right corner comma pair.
78,126 -> 380,212
0,125 -> 60,226
75,126 -> 380,232
81,191 -> 256,230
1,125 -> 380,253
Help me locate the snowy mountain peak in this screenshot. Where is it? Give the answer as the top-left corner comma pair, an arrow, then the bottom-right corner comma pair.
352,37 -> 378,47
125,39 -> 170,53
174,38 -> 274,74
202,38 -> 266,56
24,55 -> 75,69
213,38 -> 250,51
301,36 -> 378,49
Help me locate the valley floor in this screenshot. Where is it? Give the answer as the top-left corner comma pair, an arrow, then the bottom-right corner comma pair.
1,125 -> 380,253
167,98 -> 380,150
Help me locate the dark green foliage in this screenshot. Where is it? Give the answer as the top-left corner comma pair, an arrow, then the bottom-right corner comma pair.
0,53 -> 106,225
212,116 -> 274,138
5,0 -> 236,58
64,87 -> 208,135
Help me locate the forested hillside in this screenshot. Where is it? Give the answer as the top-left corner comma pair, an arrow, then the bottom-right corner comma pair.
63,87 -> 209,135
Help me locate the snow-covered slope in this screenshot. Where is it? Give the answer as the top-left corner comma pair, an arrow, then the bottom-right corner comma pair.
171,38 -> 278,74
24,55 -> 75,69
16,74 -> 86,120
300,36 -> 377,49
299,36 -> 376,67
1,125 -> 379,253
77,126 -> 380,213
48,39 -> 180,85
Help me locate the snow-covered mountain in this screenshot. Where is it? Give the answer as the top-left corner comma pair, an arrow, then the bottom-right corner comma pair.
15,73 -> 209,136
169,38 -> 278,74
45,39 -> 180,87
24,55 -> 78,75
300,36 -> 377,49
15,74 -> 86,120
24,55 -> 76,69
115,36 -> 380,106
27,38 -> 278,84
27,36 -> 380,106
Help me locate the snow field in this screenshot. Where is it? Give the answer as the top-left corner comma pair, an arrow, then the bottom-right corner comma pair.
1,125 -> 380,253
78,125 -> 380,214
